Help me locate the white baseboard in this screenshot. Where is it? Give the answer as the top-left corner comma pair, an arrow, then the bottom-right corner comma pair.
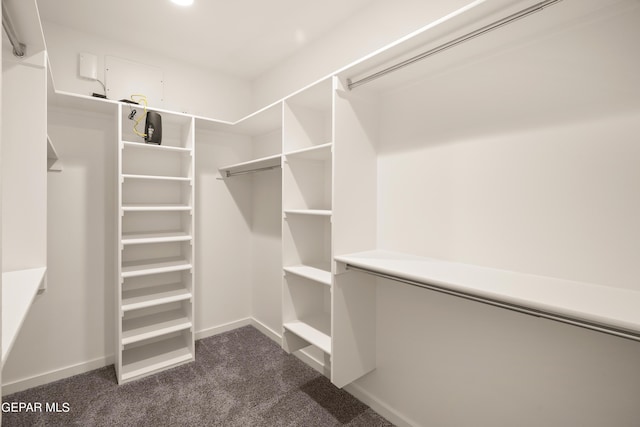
2,355 -> 114,397
249,318 -> 282,345
344,382 -> 418,427
194,317 -> 252,340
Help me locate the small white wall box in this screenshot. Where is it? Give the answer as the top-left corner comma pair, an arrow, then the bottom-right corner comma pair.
79,52 -> 98,80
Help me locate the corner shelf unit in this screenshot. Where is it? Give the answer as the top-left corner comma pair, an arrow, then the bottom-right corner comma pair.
116,105 -> 195,384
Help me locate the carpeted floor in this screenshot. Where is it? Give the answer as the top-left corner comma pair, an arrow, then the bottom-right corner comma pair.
2,326 -> 393,426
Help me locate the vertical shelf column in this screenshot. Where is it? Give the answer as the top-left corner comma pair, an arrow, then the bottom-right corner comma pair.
116,104 -> 195,384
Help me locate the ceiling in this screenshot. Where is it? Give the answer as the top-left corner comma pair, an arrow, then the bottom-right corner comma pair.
36,0 -> 376,80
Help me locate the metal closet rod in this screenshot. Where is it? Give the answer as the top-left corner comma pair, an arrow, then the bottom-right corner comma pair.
224,165 -> 280,178
346,264 -> 640,343
347,0 -> 563,90
2,2 -> 25,57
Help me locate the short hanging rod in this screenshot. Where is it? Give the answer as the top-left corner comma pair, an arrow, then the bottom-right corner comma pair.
2,2 -> 25,57
224,165 -> 280,178
345,264 -> 640,343
347,0 -> 563,90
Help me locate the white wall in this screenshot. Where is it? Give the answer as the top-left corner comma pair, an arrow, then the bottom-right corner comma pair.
42,21 -> 252,121
251,0 -> 472,109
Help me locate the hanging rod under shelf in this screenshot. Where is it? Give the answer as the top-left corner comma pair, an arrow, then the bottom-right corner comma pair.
345,264 -> 640,343
222,164 -> 281,178
347,0 -> 563,90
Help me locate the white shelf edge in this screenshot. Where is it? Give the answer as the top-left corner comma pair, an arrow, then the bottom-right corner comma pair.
122,231 -> 192,245
283,315 -> 332,354
122,283 -> 192,312
284,209 -> 332,217
121,258 -> 192,278
283,264 -> 332,286
121,204 -> 192,212
335,250 -> 640,337
2,267 -> 47,366
219,154 -> 282,177
284,142 -> 333,159
122,174 -> 191,182
122,140 -> 192,154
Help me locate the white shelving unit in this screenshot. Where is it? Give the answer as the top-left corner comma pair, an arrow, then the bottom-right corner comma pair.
282,78 -> 335,359
116,105 -> 195,384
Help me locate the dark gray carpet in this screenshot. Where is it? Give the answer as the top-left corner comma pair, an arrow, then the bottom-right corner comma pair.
2,326 -> 393,426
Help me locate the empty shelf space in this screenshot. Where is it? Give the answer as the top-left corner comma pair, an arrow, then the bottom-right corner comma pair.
284,314 -> 331,354
219,154 -> 281,178
284,142 -> 332,160
122,310 -> 192,346
121,258 -> 192,278
122,141 -> 192,154
284,264 -> 331,286
121,336 -> 193,382
284,209 -> 332,217
122,204 -> 192,212
122,231 -> 192,245
335,250 -> 640,339
122,174 -> 191,182
122,283 -> 192,312
2,267 -> 47,365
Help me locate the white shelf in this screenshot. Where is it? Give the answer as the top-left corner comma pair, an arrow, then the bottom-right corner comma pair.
121,335 -> 193,382
284,209 -> 332,217
2,267 -> 46,365
122,283 -> 192,312
283,263 -> 331,286
122,231 -> 192,245
122,204 -> 192,212
284,314 -> 332,354
335,250 -> 640,336
121,258 -> 192,278
122,174 -> 191,182
219,154 -> 281,178
122,310 -> 192,346
122,140 -> 192,154
284,142 -> 332,160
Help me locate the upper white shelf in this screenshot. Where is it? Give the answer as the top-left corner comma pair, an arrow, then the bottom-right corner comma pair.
284,209 -> 332,217
335,250 -> 640,337
284,142 -> 332,161
122,141 -> 192,154
219,154 -> 282,178
284,264 -> 331,286
122,174 -> 191,182
2,267 -> 46,366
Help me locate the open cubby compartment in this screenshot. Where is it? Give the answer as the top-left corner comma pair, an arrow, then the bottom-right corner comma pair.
122,178 -> 193,207
122,270 -> 193,312
120,106 -> 194,150
283,150 -> 332,211
122,143 -> 193,179
122,210 -> 192,237
282,274 -> 332,355
122,299 -> 193,346
122,240 -> 193,268
283,78 -> 333,152
120,329 -> 194,383
282,214 -> 331,271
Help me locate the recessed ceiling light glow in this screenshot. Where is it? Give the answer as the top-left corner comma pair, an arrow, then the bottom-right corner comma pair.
171,0 -> 194,6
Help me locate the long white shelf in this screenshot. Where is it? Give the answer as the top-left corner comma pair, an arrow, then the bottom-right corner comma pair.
122,283 -> 192,312
121,258 -> 192,278
121,335 -> 193,382
2,267 -> 46,365
122,140 -> 192,154
283,263 -> 332,286
122,174 -> 191,182
284,314 -> 331,354
122,310 -> 192,346
284,142 -> 332,160
219,154 -> 281,178
284,209 -> 332,217
335,250 -> 640,339
122,231 -> 192,245
122,204 -> 192,212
